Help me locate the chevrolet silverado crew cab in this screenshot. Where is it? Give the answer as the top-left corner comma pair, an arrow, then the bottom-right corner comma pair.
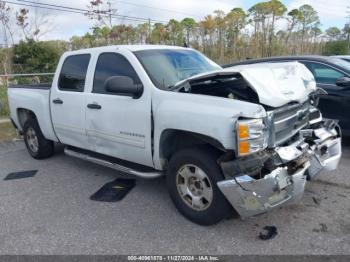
8,45 -> 342,225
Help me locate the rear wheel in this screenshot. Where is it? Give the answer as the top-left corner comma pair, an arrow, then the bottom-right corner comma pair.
166,147 -> 232,225
23,118 -> 54,159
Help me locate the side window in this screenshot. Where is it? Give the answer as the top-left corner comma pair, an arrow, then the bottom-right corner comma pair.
302,62 -> 344,85
58,54 -> 90,92
93,53 -> 141,94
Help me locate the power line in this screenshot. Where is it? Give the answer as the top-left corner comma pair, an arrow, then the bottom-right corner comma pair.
5,0 -> 168,23
6,1 -> 85,15
16,0 -> 90,13
114,0 -> 200,19
15,0 -> 167,23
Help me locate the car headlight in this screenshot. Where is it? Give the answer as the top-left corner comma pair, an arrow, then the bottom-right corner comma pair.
236,119 -> 268,156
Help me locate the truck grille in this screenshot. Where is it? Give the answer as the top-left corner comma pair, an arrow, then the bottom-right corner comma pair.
268,102 -> 310,146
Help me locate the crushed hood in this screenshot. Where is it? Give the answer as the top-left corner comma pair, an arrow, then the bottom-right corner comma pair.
174,62 -> 316,108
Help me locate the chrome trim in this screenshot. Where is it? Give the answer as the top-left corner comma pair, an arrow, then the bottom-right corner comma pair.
64,148 -> 163,179
267,102 -> 310,146
217,163 -> 310,218
218,120 -> 342,219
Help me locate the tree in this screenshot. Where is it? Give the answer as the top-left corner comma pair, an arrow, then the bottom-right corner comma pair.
86,0 -> 115,28
0,1 -> 14,84
16,8 -> 29,39
13,39 -> 61,74
151,23 -> 167,44
16,7 -> 52,41
92,26 -> 111,44
248,1 -> 271,57
1,0 -> 332,70
285,9 -> 300,43
167,19 -> 183,46
181,18 -> 196,47
136,23 -> 150,44
0,1 -> 14,45
226,8 -> 247,57
323,40 -> 348,55
214,10 -> 226,60
344,24 -> 350,54
200,15 -> 216,55
326,27 -> 341,41
298,4 -> 319,53
266,0 -> 287,56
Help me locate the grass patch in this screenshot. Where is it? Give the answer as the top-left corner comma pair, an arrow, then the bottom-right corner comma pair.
0,121 -> 20,142
0,87 -> 9,117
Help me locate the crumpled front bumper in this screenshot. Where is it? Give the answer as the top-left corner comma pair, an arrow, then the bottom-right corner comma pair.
217,121 -> 342,219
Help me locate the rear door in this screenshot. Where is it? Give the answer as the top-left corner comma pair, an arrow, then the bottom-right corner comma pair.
50,54 -> 91,148
85,51 -> 153,167
301,61 -> 350,133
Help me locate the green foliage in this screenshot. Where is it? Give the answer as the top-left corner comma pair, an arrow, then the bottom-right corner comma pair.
326,27 -> 341,40
0,87 -> 9,117
13,39 -> 62,74
298,4 -> 319,27
0,0 -> 346,76
323,40 -> 348,55
181,18 -> 196,45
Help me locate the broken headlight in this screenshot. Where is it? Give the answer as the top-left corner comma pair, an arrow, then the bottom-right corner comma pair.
236,119 -> 268,156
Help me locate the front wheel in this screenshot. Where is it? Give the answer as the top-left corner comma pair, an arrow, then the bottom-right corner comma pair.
166,147 -> 232,225
23,118 -> 54,159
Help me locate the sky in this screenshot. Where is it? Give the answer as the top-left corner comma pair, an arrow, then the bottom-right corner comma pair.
4,0 -> 350,41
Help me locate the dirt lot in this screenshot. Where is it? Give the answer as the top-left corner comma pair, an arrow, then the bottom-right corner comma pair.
0,121 -> 19,142
0,138 -> 349,255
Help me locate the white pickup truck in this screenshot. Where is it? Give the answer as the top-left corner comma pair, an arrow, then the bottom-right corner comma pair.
8,45 -> 342,225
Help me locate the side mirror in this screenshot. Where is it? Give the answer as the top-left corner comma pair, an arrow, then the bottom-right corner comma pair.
105,76 -> 143,98
336,76 -> 350,88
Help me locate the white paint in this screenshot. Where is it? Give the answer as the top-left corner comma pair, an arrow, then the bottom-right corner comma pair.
8,45 -> 314,172
225,62 -> 316,108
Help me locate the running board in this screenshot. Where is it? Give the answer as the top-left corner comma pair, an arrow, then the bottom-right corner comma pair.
64,148 -> 163,179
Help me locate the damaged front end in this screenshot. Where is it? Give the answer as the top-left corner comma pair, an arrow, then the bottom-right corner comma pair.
217,113 -> 341,219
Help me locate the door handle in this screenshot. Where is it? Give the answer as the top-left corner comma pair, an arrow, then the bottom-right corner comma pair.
52,98 -> 63,104
87,103 -> 102,110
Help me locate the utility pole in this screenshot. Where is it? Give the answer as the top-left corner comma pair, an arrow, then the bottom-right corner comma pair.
107,1 -> 112,28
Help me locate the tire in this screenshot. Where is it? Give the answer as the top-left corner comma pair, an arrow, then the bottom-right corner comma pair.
23,118 -> 54,159
166,146 -> 232,225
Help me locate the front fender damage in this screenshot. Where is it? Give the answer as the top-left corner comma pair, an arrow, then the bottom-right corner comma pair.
217,119 -> 341,219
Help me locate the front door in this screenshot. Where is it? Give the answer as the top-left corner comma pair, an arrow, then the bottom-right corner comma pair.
50,54 -> 91,148
85,52 -> 153,167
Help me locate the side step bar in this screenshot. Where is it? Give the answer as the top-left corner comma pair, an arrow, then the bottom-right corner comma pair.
64,148 -> 163,179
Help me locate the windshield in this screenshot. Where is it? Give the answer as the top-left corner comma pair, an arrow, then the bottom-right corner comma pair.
134,49 -> 222,89
329,57 -> 350,72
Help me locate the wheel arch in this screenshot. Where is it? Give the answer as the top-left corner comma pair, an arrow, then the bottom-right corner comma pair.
158,129 -> 227,170
17,108 -> 37,130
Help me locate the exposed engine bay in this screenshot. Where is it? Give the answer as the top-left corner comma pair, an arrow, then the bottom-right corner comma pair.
169,61 -> 342,219
172,62 -> 317,108
175,74 -> 260,104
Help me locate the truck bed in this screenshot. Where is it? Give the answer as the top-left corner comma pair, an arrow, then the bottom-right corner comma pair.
7,82 -> 57,142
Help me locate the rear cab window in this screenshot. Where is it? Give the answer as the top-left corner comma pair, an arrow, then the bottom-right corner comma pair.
58,54 -> 91,92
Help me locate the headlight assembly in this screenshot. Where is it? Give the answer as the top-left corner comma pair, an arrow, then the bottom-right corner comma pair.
236,119 -> 268,156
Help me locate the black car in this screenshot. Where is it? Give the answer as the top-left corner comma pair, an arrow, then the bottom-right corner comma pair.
224,56 -> 350,136
332,55 -> 350,63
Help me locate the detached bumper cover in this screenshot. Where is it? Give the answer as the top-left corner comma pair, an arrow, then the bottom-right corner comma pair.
218,163 -> 309,218
217,120 -> 342,219
307,125 -> 342,178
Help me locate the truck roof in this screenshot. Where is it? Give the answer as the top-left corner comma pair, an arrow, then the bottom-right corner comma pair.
64,45 -> 190,55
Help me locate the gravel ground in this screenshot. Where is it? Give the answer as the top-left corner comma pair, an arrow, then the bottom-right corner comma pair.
0,140 -> 349,255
